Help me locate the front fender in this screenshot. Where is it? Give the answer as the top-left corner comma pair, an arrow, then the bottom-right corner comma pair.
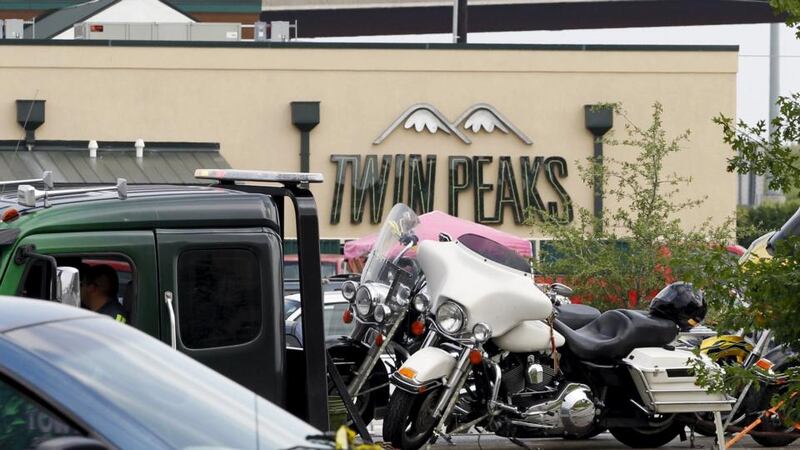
393,347 -> 457,393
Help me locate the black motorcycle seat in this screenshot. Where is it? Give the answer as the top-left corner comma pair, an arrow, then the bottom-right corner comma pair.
554,309 -> 678,363
555,303 -> 601,330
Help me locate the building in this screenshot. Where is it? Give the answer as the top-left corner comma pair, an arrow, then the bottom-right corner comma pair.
259,0 -> 791,207
0,40 -> 737,249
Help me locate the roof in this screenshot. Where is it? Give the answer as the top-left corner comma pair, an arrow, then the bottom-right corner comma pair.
0,0 -> 258,13
23,0 -> 197,39
0,141 -> 229,185
24,0 -> 120,39
0,296 -> 95,333
0,185 -> 282,241
260,0 -> 781,37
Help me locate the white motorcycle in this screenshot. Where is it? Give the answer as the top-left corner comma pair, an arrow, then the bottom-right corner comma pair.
382,233 -> 732,449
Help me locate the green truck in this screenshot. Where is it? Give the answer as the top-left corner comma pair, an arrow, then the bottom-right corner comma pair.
0,169 -> 330,430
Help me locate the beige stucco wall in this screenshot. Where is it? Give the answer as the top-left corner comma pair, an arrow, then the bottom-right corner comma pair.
0,43 -> 737,240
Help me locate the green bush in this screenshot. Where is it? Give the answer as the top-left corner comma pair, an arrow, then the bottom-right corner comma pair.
737,200 -> 800,247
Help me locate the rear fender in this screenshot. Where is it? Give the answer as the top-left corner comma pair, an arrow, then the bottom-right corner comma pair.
392,347 -> 456,393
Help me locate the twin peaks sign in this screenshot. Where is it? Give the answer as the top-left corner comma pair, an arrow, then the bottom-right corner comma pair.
329,103 -> 574,226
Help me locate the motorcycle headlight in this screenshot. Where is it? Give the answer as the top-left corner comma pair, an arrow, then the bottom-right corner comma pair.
355,283 -> 389,319
472,322 -> 492,343
437,301 -> 466,334
355,285 -> 375,317
374,304 -> 391,323
396,284 -> 411,306
341,280 -> 358,301
413,292 -> 430,313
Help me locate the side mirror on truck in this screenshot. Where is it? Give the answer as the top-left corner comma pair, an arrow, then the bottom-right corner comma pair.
56,267 -> 81,307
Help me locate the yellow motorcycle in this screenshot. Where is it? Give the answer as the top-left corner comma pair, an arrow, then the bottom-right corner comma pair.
695,208 -> 800,447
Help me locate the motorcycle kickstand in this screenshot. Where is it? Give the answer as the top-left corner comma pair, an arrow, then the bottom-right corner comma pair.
430,433 -> 452,446
508,436 -> 538,450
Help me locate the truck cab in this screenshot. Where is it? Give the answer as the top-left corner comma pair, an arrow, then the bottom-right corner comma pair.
0,170 -> 328,429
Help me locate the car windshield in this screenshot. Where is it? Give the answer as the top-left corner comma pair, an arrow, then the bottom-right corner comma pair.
284,297 -> 301,320
7,318 -> 324,450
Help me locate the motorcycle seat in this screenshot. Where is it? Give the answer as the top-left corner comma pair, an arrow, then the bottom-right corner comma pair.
555,303 -> 601,330
554,309 -> 678,363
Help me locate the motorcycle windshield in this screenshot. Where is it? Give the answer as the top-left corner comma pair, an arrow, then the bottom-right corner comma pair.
767,205 -> 800,255
458,233 -> 532,274
361,203 -> 421,284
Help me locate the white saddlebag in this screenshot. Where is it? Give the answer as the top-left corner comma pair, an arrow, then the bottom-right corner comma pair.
624,347 -> 732,414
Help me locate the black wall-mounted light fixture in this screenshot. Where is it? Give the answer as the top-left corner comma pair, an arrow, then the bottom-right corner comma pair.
290,101 -> 320,174
16,99 -> 46,151
584,104 -> 614,231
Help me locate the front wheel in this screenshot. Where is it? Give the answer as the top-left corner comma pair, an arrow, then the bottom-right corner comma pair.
609,422 -> 683,448
382,389 -> 442,450
751,419 -> 800,447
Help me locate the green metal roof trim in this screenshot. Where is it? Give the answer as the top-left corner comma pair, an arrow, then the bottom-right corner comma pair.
0,142 -> 229,185
0,0 -> 259,12
0,1 -> 84,9
167,0 -> 260,13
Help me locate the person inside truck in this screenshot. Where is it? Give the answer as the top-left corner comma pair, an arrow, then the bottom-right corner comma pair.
80,264 -> 128,324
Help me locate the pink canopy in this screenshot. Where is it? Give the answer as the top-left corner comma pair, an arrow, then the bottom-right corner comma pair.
344,210 -> 533,260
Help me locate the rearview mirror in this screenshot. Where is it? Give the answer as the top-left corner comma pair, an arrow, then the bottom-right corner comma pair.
550,283 -> 573,298
56,266 -> 81,307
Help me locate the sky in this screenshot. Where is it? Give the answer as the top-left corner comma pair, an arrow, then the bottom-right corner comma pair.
304,22 -> 800,126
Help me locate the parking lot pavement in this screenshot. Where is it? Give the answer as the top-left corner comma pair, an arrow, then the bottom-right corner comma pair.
366,423 -> 800,449
422,432 -> 799,449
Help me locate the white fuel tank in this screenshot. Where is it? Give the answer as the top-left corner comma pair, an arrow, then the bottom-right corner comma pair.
493,320 -> 565,352
417,240 -> 553,338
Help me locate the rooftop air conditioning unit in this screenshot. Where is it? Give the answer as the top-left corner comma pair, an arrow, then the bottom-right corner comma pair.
3,19 -> 24,39
74,22 -> 240,41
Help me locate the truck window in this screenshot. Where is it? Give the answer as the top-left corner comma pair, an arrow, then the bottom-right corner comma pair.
18,260 -> 53,300
18,254 -> 136,324
177,249 -> 262,349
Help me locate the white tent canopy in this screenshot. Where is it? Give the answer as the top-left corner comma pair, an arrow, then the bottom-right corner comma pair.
54,0 -> 194,39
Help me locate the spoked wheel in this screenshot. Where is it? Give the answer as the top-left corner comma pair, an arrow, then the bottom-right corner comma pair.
382,388 -> 443,450
610,418 -> 683,449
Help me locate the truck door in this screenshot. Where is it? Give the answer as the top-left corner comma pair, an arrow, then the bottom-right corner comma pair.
1,231 -> 159,336
155,228 -> 284,406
